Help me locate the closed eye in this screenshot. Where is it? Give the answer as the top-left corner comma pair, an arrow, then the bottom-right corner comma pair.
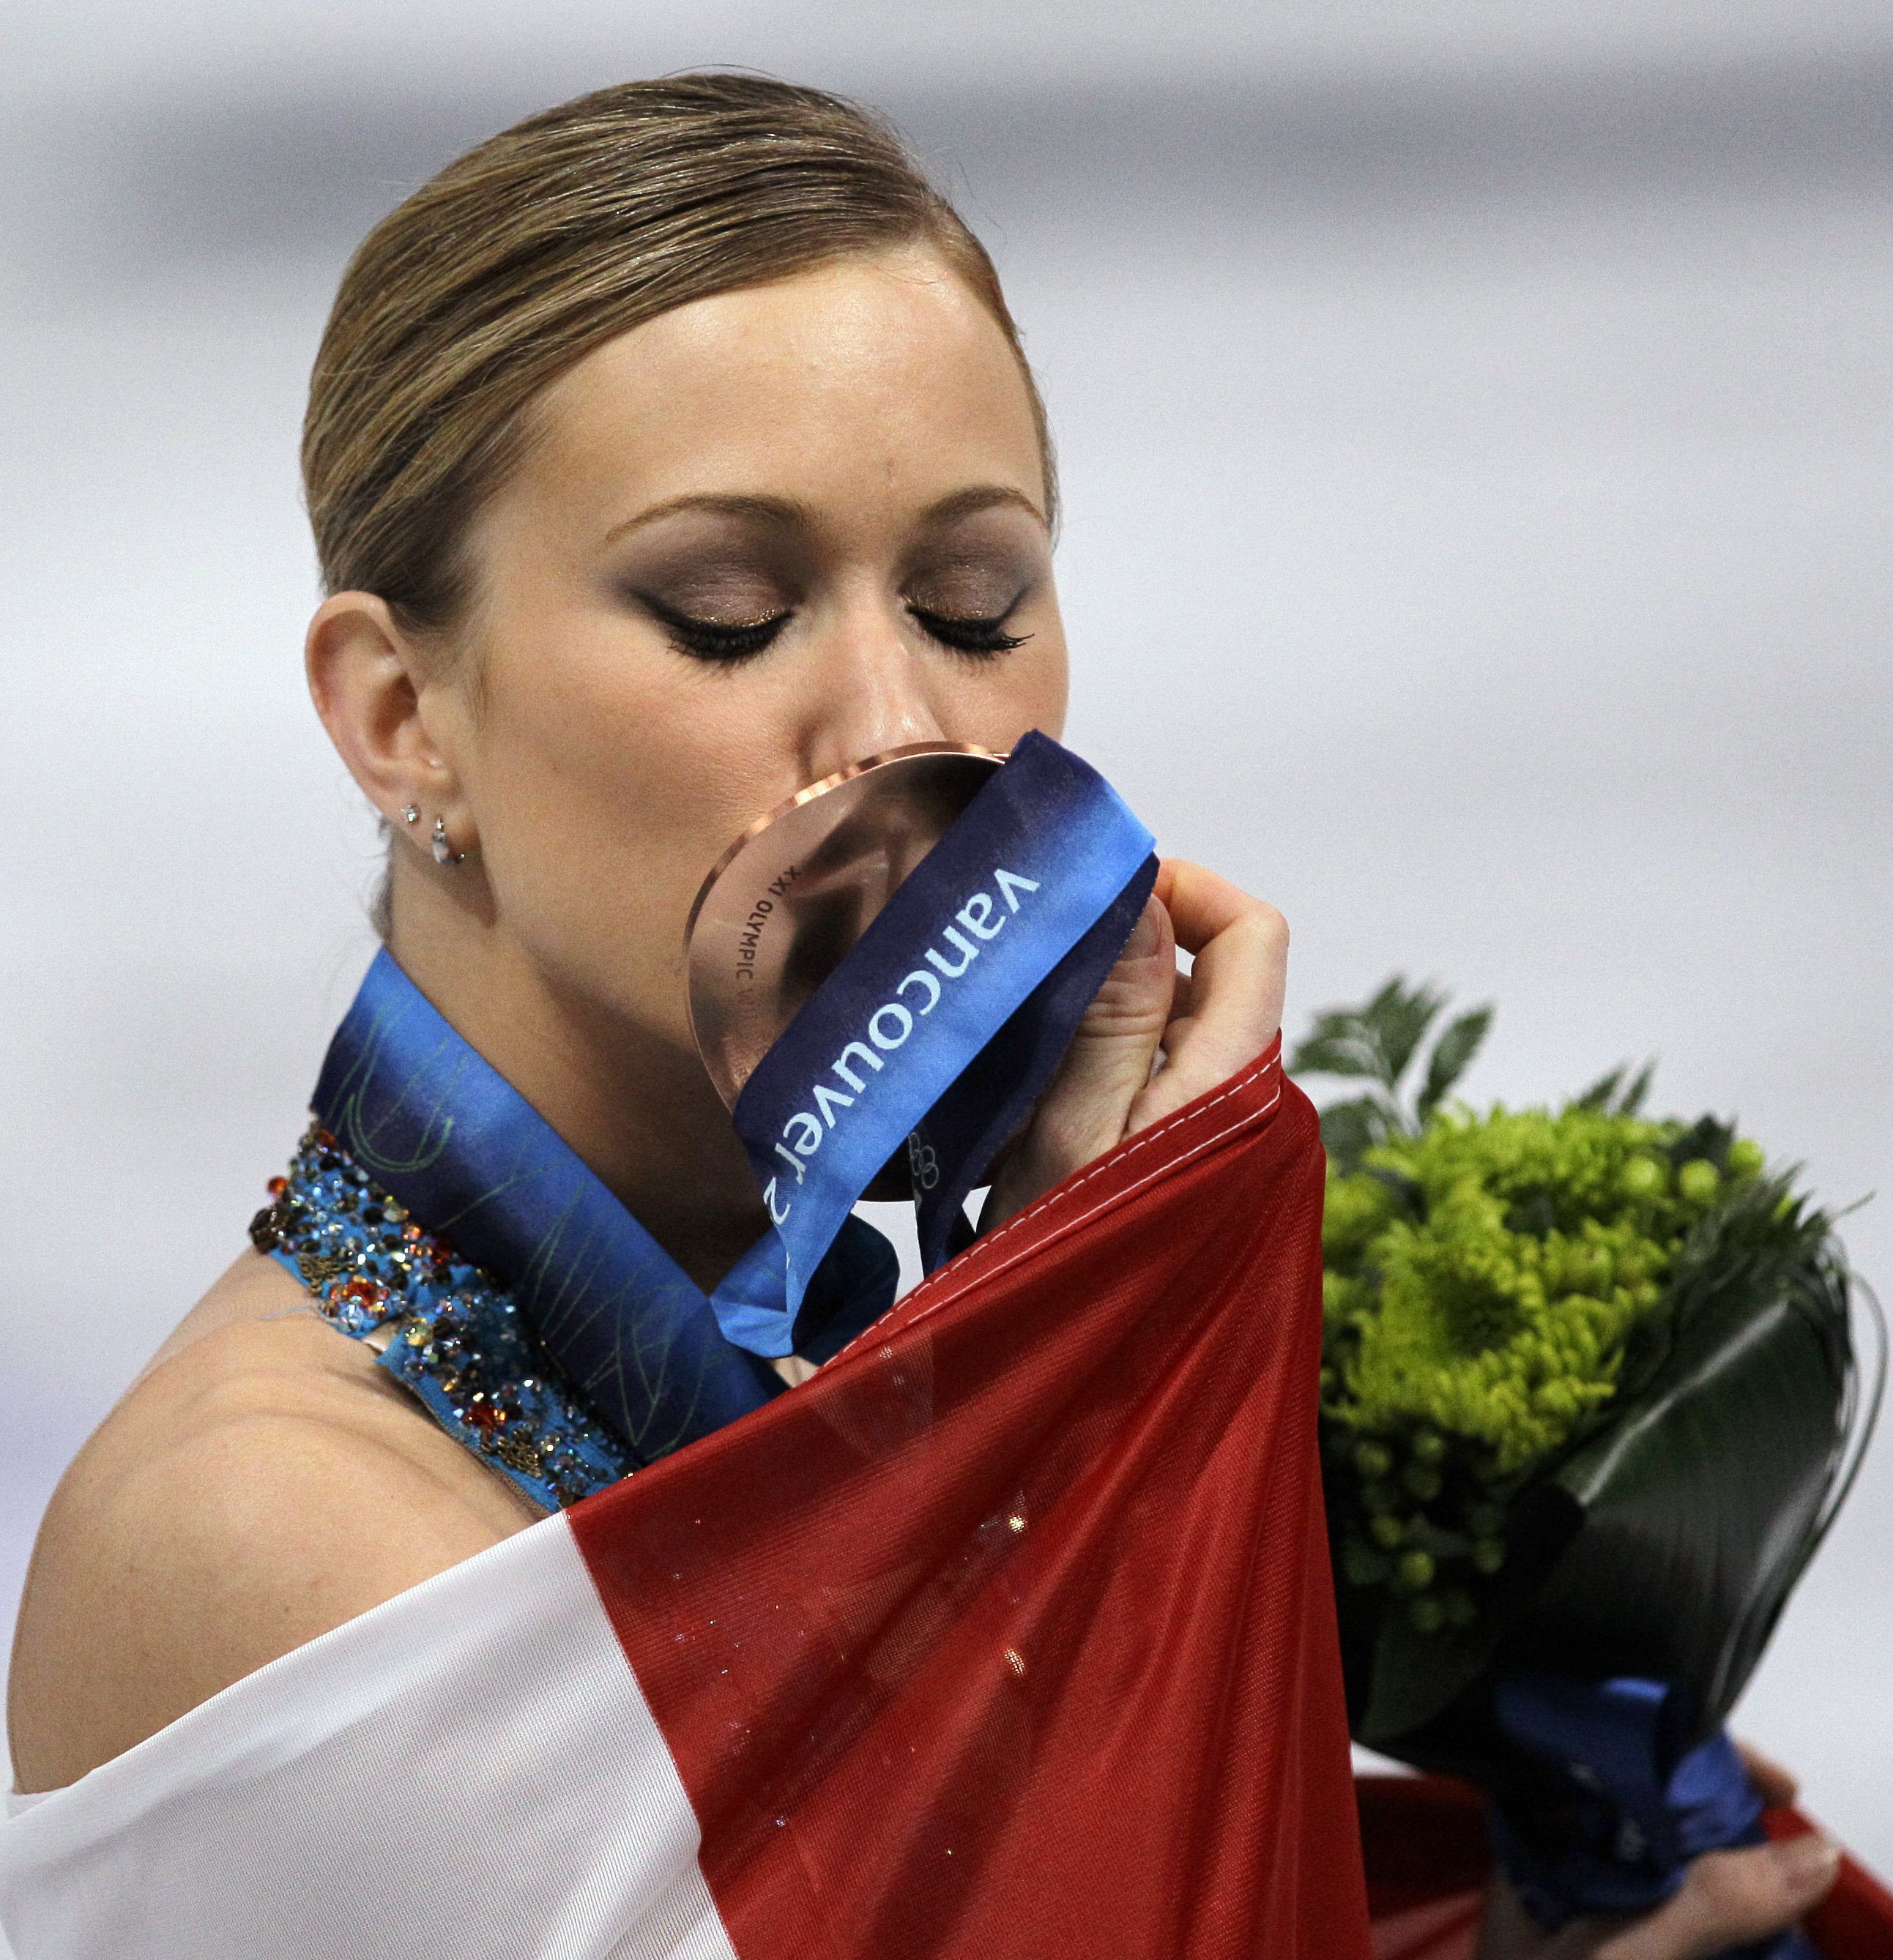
907,605 -> 1032,657
639,593 -> 792,664
639,594 -> 1033,665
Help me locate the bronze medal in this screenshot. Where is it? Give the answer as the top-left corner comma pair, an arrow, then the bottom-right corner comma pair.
683,742 -> 1005,1195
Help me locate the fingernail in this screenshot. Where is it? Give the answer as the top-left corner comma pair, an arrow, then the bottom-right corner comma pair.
1779,1834 -> 1841,1888
1123,906 -> 1161,959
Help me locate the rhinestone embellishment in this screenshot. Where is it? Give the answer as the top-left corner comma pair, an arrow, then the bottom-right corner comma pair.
259,1117 -> 633,1511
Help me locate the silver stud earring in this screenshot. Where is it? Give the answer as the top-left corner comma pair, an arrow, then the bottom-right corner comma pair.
431,817 -> 465,866
400,803 -> 420,826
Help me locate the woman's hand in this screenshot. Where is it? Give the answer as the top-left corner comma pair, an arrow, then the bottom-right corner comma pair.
1474,1746 -> 1841,1960
981,859 -> 1288,1231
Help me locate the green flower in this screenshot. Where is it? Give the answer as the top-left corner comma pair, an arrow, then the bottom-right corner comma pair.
1621,1155 -> 1667,1200
1323,1106 -> 1707,1480
1298,977 -> 1803,1654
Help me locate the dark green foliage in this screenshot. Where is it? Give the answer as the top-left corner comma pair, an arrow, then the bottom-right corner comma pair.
1418,1009 -> 1495,1122
1317,1095 -> 1401,1169
1290,975 -> 1495,1174
1574,1060 -> 1656,1117
1298,977 -> 1875,1765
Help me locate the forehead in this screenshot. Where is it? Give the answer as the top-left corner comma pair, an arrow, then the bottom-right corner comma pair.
510,247 -> 1045,529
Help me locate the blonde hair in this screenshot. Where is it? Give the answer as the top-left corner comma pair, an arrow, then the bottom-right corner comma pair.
302,71 -> 1058,644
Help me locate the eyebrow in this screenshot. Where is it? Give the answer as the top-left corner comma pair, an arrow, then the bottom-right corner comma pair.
598,482 -> 1046,548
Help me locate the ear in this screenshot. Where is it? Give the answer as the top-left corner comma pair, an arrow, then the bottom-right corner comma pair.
305,592 -> 474,856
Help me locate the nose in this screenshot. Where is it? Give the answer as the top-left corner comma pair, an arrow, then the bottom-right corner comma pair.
797,598 -> 948,782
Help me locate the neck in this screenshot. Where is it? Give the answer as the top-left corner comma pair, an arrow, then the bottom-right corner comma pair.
385,873 -> 769,1294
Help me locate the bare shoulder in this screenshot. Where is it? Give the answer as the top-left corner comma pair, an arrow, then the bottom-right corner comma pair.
7,1249 -> 544,1795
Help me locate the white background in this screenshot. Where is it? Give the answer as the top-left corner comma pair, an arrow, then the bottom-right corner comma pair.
3,0 -> 1890,1868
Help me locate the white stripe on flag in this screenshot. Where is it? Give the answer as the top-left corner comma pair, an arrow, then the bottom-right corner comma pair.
1,1513 -> 736,1960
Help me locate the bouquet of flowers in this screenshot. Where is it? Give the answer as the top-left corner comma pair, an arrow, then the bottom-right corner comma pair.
1293,980 -> 1883,1931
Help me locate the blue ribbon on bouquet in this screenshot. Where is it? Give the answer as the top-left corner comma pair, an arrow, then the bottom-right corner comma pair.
306,729 -> 1157,1465
1490,1672 -> 1818,1959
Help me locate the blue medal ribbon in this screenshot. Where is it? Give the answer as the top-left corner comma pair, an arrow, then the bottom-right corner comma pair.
1490,1672 -> 1817,1959
312,954 -> 786,1464
714,729 -> 1156,1353
308,731 -> 1156,1464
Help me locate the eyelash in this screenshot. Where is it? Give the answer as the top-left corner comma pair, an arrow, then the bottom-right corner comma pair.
647,598 -> 1031,666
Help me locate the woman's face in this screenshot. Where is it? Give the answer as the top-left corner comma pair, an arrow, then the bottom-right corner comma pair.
424,243 -> 1068,1058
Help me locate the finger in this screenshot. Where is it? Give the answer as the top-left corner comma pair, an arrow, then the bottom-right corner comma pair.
1153,857 -> 1273,958
1133,927 -> 1284,1125
1036,891 -> 1176,1147
1154,864 -> 1286,1045
1128,889 -> 1286,1130
1735,1738 -> 1799,1808
1146,969 -> 1194,1079
1595,1837 -> 1840,1960
1067,890 -> 1176,1049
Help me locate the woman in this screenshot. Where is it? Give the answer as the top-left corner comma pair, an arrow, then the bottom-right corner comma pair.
4,73 -> 1837,1959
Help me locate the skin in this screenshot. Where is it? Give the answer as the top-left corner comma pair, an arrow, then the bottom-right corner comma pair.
4,245 -> 1834,1956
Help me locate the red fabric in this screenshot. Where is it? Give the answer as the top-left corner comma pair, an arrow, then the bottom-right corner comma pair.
1355,1775 -> 1893,1960
1766,1808 -> 1893,1959
1357,1775 -> 1488,1959
570,1037 -> 1374,1959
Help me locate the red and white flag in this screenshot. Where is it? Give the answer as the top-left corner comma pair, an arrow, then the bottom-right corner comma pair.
3,1045 -> 1377,1959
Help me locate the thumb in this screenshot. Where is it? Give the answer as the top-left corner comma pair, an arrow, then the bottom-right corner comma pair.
1599,1836 -> 1841,1960
1069,890 -> 1175,1046
982,894 -> 1175,1223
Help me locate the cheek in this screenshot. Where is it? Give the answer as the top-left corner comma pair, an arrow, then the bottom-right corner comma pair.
1024,644 -> 1070,738
468,647 -> 787,1030
490,650 -> 706,824
460,619 -> 1072,1035
978,637 -> 1068,750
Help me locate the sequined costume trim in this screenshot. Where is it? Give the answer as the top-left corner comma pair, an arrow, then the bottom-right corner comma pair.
250,1117 -> 635,1512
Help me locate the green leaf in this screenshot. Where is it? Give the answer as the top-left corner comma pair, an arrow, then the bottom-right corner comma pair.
1404,1516 -> 1473,1557
1616,1059 -> 1656,1117
1341,1539 -> 1393,1587
1665,1113 -> 1737,1172
1370,979 -> 1449,1093
1573,1065 -> 1626,1112
1364,1164 -> 1427,1221
1320,1095 -> 1402,1175
1504,1193 -> 1558,1239
1536,1244 -> 1849,1737
1416,1006 -> 1493,1120
1574,1059 -> 1659,1116
1291,976 -> 1448,1098
1356,1590 -> 1509,1745
1290,1012 -> 1392,1084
